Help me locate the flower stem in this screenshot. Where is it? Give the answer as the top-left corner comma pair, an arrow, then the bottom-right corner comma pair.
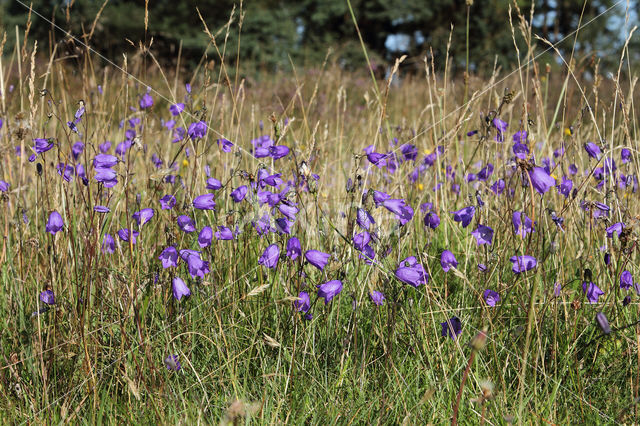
517,275 -> 540,421
452,350 -> 475,425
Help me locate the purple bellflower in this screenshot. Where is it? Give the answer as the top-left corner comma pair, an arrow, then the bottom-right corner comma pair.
513,211 -> 535,238
117,229 -> 139,244
259,244 -> 280,269
317,280 -> 343,304
193,193 -> 216,210
395,256 -> 428,287
172,277 -> 191,301
441,316 -> 462,339
582,281 -> 604,304
527,167 -> 556,194
46,211 -> 64,235
370,291 -> 385,306
304,250 -> 331,271
620,270 -> 633,290
451,206 -> 476,228
509,255 -> 537,273
160,194 -> 176,210
102,234 -> 115,253
286,237 -> 302,260
440,250 -> 458,272
132,208 -> 154,227
39,290 -> 55,305
584,142 -> 602,159
198,226 -> 213,247
294,291 -> 311,313
159,246 -> 179,268
471,225 -> 493,245
177,216 -> 196,233
483,289 -> 500,307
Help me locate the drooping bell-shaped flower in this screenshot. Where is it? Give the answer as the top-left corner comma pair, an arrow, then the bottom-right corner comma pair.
214,226 -> 234,241
620,270 -> 633,290
382,198 -> 414,225
483,289 -> 500,307
395,256 -> 428,287
33,138 -> 54,154
424,211 -> 440,229
356,208 -> 375,230
275,218 -> 293,234
582,281 -> 604,304
206,178 -> 222,190
286,237 -> 302,260
39,289 -> 55,305
369,291 -> 385,306
259,244 -> 280,269
509,255 -> 537,273
317,280 -> 343,304
169,103 -> 185,116
304,250 -> 330,271
193,193 -> 216,210
513,212 -> 535,238
451,206 -> 475,228
180,250 -> 210,279
269,145 -> 290,159
188,121 -> 207,139
139,92 -> 154,109
441,316 -> 462,339
606,222 -> 624,238
132,208 -> 154,227
198,226 -> 213,247
177,215 -> 196,233
46,211 -> 64,235
278,203 -> 298,221
440,250 -> 458,272
159,194 -> 176,210
172,277 -> 191,301
294,291 -> 311,312
621,148 -> 631,164
117,228 -> 139,244
94,168 -> 118,187
471,225 -> 493,245
93,153 -> 118,168
101,233 -> 115,254
158,246 -> 179,268
527,167 -> 556,194
557,176 -> 573,198
217,138 -> 234,152
352,231 -> 371,251
584,142 -> 602,159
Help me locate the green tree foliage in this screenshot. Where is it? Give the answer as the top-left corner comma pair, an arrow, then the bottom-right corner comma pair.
0,0 -> 627,73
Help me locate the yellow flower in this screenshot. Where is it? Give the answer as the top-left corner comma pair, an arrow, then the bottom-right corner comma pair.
417,183 -> 424,191
182,159 -> 189,167
564,128 -> 572,136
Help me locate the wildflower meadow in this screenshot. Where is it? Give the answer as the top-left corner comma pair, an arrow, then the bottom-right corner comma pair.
0,1 -> 639,424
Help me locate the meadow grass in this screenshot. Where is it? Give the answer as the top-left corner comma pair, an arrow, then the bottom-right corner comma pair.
0,7 -> 639,424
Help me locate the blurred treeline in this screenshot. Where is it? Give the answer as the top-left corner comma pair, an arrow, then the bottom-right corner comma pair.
0,0 -> 636,75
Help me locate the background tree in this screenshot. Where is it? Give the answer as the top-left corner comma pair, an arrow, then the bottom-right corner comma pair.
0,0 -> 631,75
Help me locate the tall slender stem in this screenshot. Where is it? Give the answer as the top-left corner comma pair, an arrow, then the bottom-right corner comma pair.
452,350 -> 476,425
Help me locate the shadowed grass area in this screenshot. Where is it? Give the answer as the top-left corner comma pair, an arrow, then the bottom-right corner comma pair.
0,4 -> 639,424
